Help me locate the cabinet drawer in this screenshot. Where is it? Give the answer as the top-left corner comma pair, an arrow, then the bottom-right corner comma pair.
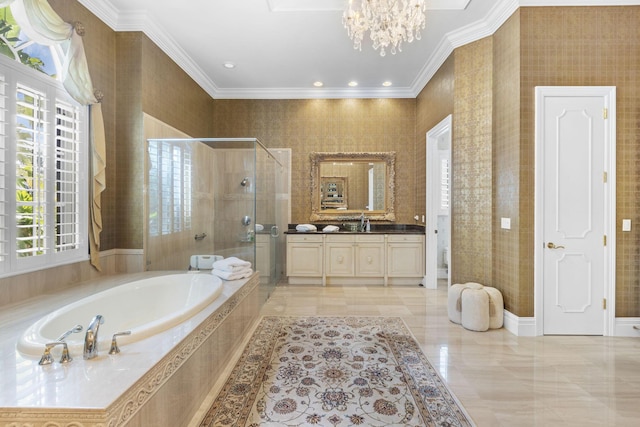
325,234 -> 355,243
287,234 -> 323,243
355,234 -> 385,243
387,234 -> 423,243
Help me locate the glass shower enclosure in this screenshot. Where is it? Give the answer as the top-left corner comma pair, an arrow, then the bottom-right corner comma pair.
144,138 -> 284,302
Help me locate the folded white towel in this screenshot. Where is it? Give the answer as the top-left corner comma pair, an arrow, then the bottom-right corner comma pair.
213,256 -> 252,272
255,224 -> 264,232
211,267 -> 253,281
323,225 -> 339,233
295,224 -> 317,232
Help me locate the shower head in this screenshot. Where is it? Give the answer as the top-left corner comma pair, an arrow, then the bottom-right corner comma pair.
241,177 -> 250,187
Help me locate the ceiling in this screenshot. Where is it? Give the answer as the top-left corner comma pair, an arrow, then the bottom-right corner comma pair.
77,0 -> 638,99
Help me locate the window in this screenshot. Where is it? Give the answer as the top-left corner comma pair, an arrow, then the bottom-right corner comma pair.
148,140 -> 192,237
0,54 -> 88,277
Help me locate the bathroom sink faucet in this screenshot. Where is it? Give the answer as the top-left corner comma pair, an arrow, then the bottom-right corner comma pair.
83,314 -> 104,360
360,212 -> 366,232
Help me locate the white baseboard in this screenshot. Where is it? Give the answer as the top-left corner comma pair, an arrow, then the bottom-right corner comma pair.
614,317 -> 640,337
503,312 -> 640,337
503,310 -> 537,336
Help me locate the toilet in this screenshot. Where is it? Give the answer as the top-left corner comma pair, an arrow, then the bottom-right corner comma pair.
443,246 -> 449,269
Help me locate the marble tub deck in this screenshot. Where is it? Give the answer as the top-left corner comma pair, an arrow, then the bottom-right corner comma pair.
0,271 -> 260,426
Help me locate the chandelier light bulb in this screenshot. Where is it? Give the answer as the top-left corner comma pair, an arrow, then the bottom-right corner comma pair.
343,0 -> 426,57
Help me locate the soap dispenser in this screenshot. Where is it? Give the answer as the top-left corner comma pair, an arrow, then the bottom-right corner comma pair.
365,219 -> 370,232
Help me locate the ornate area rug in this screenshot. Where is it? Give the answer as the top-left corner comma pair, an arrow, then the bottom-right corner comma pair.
201,316 -> 473,427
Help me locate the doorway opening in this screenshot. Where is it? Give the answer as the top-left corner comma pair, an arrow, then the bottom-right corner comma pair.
425,115 -> 452,290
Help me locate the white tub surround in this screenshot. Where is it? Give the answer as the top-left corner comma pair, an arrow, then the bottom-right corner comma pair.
18,273 -> 223,356
0,271 -> 261,427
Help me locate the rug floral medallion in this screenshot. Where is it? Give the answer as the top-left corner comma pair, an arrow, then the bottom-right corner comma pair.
201,316 -> 473,427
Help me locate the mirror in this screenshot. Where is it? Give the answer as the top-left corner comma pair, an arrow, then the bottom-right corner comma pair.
310,152 -> 396,221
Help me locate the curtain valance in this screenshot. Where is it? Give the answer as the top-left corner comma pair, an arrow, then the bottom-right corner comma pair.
5,0 -> 105,270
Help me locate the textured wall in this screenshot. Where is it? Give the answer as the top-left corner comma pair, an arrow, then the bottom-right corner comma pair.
451,38 -> 494,287
520,6 -> 640,317
493,12 -> 524,314
116,33 -> 215,250
415,56 -> 455,222
212,99 -> 417,224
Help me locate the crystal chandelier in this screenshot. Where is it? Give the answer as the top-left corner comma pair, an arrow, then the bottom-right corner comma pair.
343,0 -> 426,57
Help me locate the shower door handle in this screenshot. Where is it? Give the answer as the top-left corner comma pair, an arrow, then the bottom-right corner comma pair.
271,225 -> 280,238
546,242 -> 565,249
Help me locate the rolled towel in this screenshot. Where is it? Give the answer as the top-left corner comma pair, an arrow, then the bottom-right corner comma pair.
295,224 -> 317,232
213,256 -> 252,272
323,225 -> 339,233
212,267 -> 253,280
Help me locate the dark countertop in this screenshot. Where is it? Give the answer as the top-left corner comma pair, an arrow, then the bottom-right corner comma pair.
286,223 -> 425,234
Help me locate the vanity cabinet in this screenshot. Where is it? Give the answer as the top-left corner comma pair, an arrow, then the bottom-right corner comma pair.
354,235 -> 385,277
286,234 -> 324,284
387,234 -> 424,278
286,233 -> 423,286
255,233 -> 271,282
325,235 -> 355,276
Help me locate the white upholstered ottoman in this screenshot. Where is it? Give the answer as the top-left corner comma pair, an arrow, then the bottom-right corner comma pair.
447,282 -> 483,324
448,282 -> 504,331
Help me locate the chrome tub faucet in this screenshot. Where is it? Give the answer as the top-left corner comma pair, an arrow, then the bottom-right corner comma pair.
83,314 -> 104,359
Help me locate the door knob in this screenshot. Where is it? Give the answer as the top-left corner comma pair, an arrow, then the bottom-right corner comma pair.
547,242 -> 565,249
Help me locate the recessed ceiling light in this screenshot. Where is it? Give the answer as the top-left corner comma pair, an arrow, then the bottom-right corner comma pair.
348,81 -> 358,87
223,62 -> 236,69
382,81 -> 392,87
313,81 -> 323,87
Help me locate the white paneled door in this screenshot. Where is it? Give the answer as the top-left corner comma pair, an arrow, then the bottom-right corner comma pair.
536,87 -> 616,335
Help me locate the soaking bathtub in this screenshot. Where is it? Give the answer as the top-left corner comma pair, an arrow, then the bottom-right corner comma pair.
18,273 -> 223,357
1,271 -> 261,427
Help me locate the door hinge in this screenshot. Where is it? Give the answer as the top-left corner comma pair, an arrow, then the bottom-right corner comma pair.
603,108 -> 608,119
603,298 -> 607,310
603,172 -> 608,183
604,235 -> 607,246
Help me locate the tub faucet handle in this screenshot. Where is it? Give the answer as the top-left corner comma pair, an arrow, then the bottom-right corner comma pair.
59,342 -> 73,364
39,341 -> 72,365
109,331 -> 132,355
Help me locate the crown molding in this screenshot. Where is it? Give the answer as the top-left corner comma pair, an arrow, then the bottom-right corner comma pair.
213,86 -> 417,100
78,0 -> 219,99
410,0 -> 519,96
79,0 -> 640,100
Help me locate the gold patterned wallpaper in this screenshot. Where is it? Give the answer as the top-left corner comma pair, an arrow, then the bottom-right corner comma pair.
451,38 -> 494,288
520,6 -> 640,317
32,3 -> 640,319
417,6 -> 640,318
212,99 -> 417,224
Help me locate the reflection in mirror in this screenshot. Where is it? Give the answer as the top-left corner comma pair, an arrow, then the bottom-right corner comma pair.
310,152 -> 395,221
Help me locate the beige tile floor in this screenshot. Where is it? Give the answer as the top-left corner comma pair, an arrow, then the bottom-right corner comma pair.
258,282 -> 640,427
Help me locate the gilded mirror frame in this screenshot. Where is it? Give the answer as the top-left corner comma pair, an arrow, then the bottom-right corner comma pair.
310,152 -> 396,221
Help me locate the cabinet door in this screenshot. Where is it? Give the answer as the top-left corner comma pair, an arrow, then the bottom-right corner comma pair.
325,243 -> 354,276
287,237 -> 323,277
355,244 -> 385,276
387,243 -> 424,277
